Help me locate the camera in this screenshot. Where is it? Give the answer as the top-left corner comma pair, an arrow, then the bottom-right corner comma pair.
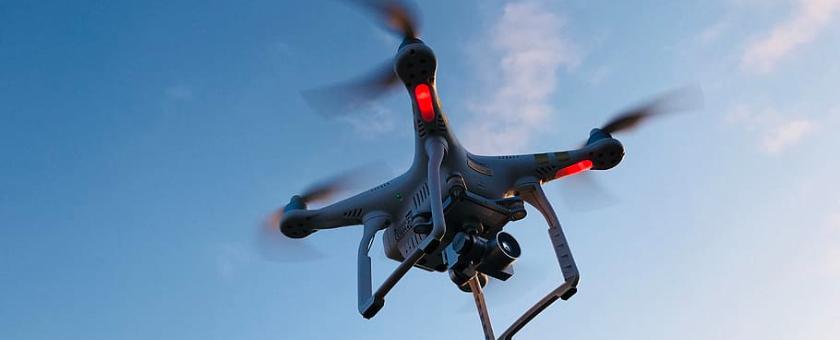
445,231 -> 521,288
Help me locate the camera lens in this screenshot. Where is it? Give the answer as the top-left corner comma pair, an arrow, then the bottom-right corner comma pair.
495,232 -> 521,258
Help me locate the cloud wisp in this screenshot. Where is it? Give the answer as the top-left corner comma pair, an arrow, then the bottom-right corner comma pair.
761,118 -> 815,153
741,0 -> 840,74
463,1 -> 579,154
727,105 -> 817,154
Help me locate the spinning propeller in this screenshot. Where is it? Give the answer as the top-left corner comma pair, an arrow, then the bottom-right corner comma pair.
353,0 -> 420,39
302,0 -> 421,116
561,85 -> 703,210
257,163 -> 388,262
596,85 -> 703,137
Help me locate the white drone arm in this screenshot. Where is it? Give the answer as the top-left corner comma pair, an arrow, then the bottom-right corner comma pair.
489,137 -> 624,188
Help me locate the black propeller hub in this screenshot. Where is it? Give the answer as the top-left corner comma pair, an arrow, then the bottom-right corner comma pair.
284,195 -> 307,213
586,128 -> 612,145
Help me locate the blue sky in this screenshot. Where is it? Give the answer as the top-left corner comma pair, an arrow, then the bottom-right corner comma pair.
2,0 -> 839,339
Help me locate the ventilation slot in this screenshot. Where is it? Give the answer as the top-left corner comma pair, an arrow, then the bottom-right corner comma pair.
343,208 -> 363,218
369,181 -> 391,192
411,233 -> 421,248
435,115 -> 447,131
416,119 -> 427,138
412,183 -> 430,210
535,166 -> 556,178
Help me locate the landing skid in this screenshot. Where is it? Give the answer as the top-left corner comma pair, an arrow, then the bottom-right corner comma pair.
468,275 -> 577,340
468,276 -> 495,340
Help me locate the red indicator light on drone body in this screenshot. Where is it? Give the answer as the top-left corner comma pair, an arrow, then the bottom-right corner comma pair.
414,84 -> 435,122
555,160 -> 593,178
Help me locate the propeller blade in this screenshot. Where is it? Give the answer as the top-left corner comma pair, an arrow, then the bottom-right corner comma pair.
566,86 -> 702,211
254,210 -> 326,263
303,1 -> 420,116
348,0 -> 420,39
298,162 -> 391,204
256,163 -> 391,262
556,172 -> 619,211
302,60 -> 400,117
601,85 -> 704,135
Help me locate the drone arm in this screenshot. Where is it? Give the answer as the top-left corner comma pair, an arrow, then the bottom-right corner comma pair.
281,188 -> 394,238
280,205 -> 358,238
475,138 -> 623,189
497,180 -> 579,340
358,137 -> 448,319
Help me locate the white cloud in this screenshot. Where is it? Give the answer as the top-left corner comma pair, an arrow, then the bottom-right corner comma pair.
463,1 -> 579,154
741,0 -> 840,73
829,209 -> 840,229
726,105 -> 817,154
761,119 -> 815,153
821,203 -> 840,278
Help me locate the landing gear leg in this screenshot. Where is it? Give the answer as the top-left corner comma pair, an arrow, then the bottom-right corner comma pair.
494,181 -> 580,339
357,137 -> 449,319
468,275 -> 495,340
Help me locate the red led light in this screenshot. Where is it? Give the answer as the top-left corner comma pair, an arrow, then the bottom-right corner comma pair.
414,84 -> 435,122
555,160 -> 593,178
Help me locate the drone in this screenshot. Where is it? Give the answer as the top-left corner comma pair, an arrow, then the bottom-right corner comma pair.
267,1 -> 699,339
